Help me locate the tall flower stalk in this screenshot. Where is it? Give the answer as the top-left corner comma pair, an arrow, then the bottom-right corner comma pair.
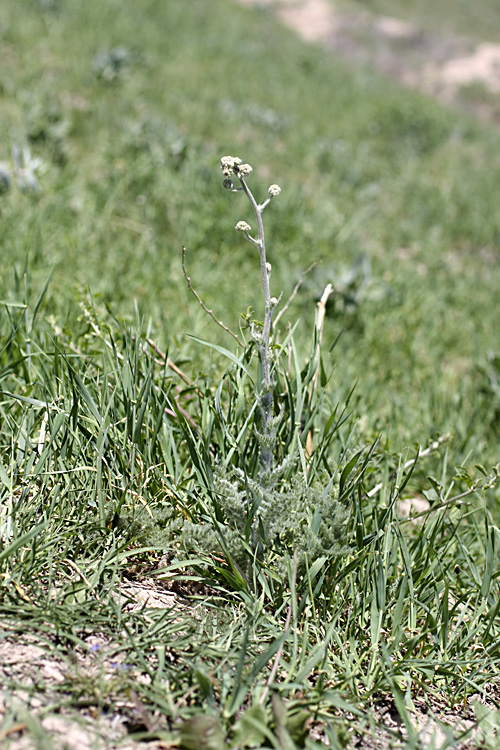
180,157 -> 352,583
220,156 -> 281,482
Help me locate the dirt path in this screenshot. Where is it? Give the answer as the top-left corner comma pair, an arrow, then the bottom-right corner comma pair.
237,0 -> 500,122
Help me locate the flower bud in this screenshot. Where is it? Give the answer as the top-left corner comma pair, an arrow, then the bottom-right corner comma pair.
235,220 -> 251,233
268,184 -> 281,196
236,163 -> 253,176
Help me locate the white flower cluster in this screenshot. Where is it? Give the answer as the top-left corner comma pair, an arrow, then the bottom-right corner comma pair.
220,155 -> 253,178
220,155 -> 242,177
268,184 -> 281,197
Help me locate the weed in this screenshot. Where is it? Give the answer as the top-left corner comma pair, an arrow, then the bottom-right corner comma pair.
175,157 -> 361,589
1,1 -> 500,747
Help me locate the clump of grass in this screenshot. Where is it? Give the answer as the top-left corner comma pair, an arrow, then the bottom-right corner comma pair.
1,155 -> 500,750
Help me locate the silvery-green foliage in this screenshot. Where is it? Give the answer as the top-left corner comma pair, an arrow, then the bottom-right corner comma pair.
183,458 -> 351,581
92,46 -> 144,82
114,501 -> 183,548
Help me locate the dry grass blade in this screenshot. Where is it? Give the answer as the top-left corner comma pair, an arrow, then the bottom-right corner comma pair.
306,282 -> 333,459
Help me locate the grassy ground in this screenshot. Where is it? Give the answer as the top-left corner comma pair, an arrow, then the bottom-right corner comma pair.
334,0 -> 500,42
1,0 -> 500,748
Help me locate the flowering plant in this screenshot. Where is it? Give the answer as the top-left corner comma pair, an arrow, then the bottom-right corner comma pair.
179,157 -> 357,588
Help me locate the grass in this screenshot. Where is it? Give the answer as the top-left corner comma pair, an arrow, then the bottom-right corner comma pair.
1,0 -> 500,747
334,0 -> 500,42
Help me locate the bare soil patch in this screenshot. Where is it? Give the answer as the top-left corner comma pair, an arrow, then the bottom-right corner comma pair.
0,579 -> 191,750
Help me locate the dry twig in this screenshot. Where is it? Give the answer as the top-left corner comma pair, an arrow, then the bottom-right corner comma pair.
182,246 -> 245,347
144,337 -> 193,386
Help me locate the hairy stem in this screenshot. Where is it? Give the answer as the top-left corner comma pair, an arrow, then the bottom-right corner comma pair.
238,177 -> 273,389
239,175 -> 275,477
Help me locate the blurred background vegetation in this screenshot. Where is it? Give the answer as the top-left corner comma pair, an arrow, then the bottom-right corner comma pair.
1,0 -> 500,478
